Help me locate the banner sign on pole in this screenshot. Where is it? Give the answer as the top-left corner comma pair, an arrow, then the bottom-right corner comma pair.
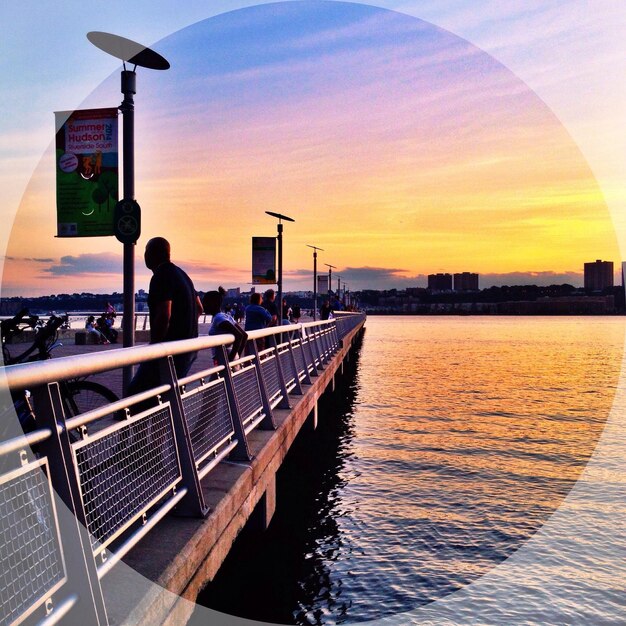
317,275 -> 329,294
55,108 -> 119,237
252,237 -> 277,284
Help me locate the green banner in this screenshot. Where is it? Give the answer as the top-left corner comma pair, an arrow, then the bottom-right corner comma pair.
55,108 -> 118,237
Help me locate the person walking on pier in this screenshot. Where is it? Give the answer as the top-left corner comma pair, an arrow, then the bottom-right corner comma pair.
126,237 -> 202,398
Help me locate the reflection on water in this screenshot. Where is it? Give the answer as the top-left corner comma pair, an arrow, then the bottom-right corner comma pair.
197,317 -> 624,624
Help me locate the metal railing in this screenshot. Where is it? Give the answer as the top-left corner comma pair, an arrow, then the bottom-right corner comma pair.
0,312 -> 365,625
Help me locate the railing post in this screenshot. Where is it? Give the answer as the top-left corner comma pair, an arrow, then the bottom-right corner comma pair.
217,346 -> 252,462
318,327 -> 330,365
158,357 -> 209,518
323,325 -> 333,359
296,329 -> 312,386
331,321 -> 341,350
286,335 -> 303,395
32,384 -> 109,626
246,339 -> 276,430
302,328 -> 319,377
310,327 -> 324,370
268,334 -> 291,410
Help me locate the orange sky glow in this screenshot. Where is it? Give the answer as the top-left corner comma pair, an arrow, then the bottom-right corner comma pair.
2,3 -> 619,296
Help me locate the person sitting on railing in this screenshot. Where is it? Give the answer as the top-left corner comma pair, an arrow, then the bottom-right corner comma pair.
203,287 -> 248,366
85,315 -> 109,344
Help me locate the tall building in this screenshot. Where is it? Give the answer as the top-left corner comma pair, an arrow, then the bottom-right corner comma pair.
428,273 -> 452,291
584,260 -> 613,290
453,272 -> 479,291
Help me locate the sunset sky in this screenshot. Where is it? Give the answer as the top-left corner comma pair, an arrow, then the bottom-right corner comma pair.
2,1 -> 626,296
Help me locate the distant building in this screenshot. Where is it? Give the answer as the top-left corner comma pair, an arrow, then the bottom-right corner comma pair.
428,273 -> 452,291
453,272 -> 479,291
584,260 -> 613,290
226,288 -> 241,298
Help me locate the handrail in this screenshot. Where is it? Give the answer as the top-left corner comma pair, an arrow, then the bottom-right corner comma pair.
0,317 -> 349,391
0,427 -> 54,457
0,333 -> 235,390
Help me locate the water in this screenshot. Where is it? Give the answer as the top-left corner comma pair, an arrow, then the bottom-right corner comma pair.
196,316 -> 625,624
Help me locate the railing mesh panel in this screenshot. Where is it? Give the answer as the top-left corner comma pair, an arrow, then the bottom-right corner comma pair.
320,330 -> 331,357
0,462 -> 64,626
293,342 -> 307,378
183,380 -> 234,465
233,366 -> 263,426
279,349 -> 296,387
260,356 -> 282,401
311,333 -> 323,363
302,338 -> 316,370
73,405 -> 180,552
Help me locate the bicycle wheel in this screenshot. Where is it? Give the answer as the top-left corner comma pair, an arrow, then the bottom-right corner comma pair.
64,380 -> 118,417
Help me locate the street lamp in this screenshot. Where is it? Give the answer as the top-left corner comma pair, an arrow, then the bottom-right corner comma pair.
324,264 -> 336,300
87,32 -> 169,391
306,244 -> 324,321
265,211 -> 295,324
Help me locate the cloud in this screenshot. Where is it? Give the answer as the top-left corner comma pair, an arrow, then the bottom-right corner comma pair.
479,271 -> 584,288
3,256 -> 54,263
340,266 -> 412,281
328,267 -> 588,290
42,253 -> 123,276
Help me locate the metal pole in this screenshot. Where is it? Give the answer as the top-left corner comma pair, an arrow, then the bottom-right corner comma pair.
120,70 -> 136,393
266,211 -> 294,325
277,222 -> 283,325
307,244 -> 323,321
328,266 -> 332,298
313,249 -> 317,321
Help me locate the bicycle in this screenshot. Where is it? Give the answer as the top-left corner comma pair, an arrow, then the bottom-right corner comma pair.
1,309 -> 119,434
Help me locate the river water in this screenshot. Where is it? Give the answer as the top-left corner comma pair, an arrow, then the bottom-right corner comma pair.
195,316 -> 625,624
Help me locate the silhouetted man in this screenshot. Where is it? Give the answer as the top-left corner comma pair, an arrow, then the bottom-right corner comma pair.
126,237 -> 202,399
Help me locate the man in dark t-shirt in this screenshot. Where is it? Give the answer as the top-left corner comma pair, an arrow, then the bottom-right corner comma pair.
126,237 -> 202,399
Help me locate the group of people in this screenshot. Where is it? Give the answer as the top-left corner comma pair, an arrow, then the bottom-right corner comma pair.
125,238 -> 293,397
124,236 -> 338,399
85,305 -> 118,344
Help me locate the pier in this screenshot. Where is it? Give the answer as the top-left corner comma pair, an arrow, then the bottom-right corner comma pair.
0,312 -> 365,626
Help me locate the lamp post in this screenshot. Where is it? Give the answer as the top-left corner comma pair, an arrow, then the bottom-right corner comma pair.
324,264 -> 336,300
265,211 -> 295,324
87,32 -> 169,392
306,244 -> 324,321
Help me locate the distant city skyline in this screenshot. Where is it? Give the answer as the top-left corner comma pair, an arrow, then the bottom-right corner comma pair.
0,260 -> 622,298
